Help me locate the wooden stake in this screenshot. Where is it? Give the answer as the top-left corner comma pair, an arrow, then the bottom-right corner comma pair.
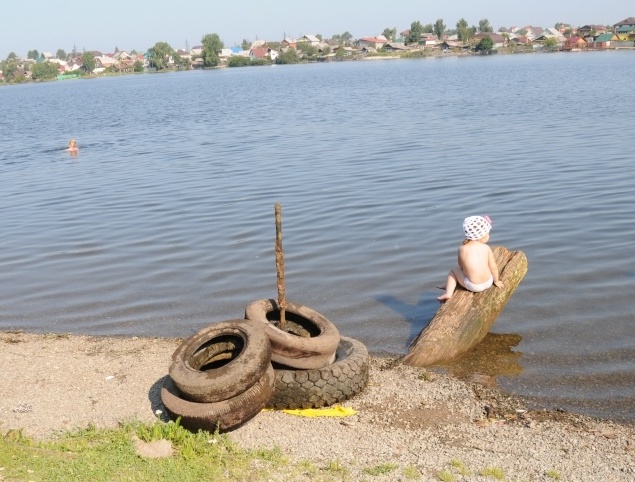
274,203 -> 286,328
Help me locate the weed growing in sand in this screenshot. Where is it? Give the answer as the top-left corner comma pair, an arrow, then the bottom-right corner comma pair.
363,462 -> 399,476
403,465 -> 421,479
546,469 -> 562,479
324,458 -> 350,477
295,459 -> 318,476
252,445 -> 286,463
450,459 -> 471,475
479,466 -> 505,479
436,469 -> 456,482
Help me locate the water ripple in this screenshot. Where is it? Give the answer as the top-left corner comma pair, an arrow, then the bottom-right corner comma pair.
2,52 -> 635,420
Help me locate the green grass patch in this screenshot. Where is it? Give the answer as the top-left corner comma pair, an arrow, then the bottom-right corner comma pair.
402,465 -> 421,479
363,462 -> 399,476
478,466 -> 505,479
436,469 -> 456,482
0,420 -> 298,482
546,469 -> 561,480
323,458 -> 349,478
450,459 -> 471,476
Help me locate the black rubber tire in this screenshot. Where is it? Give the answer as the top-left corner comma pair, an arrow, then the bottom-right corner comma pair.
244,299 -> 340,370
169,319 -> 272,403
161,364 -> 274,433
267,336 -> 370,409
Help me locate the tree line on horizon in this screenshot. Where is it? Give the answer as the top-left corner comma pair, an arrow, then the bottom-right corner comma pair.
0,17 -> 608,83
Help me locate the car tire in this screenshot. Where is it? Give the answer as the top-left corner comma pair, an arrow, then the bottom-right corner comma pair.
267,336 -> 369,409
244,299 -> 340,370
169,319 -> 272,403
161,364 -> 274,432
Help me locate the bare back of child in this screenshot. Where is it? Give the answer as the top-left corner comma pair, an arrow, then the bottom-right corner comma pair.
437,215 -> 503,302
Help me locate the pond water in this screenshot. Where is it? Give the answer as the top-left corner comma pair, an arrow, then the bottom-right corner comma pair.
1,51 -> 634,421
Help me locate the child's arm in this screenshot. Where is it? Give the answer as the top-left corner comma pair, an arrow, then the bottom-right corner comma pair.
487,248 -> 504,288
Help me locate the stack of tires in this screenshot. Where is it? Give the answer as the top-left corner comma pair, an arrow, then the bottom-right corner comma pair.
161,300 -> 369,432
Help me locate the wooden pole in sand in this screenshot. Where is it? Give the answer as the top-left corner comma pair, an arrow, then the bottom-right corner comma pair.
274,203 -> 287,328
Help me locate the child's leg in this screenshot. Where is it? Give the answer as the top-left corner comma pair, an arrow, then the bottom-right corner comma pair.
437,267 -> 463,301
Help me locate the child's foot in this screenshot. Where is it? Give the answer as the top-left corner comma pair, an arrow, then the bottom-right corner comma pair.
437,293 -> 452,302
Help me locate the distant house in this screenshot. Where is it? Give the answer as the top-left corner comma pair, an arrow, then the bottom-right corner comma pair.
298,35 -> 320,46
86,55 -> 116,73
383,42 -> 411,52
563,36 -> 587,50
436,40 -> 471,52
474,32 -> 505,48
523,26 -> 544,41
47,58 -> 68,69
577,25 -> 608,37
533,28 -> 567,47
332,45 -> 354,57
509,35 -> 530,47
592,33 -> 618,49
174,49 -> 192,60
280,37 -> 297,49
317,41 -> 333,54
595,25 -> 608,35
114,51 -> 132,61
419,33 -> 438,48
613,17 -> 635,40
249,47 -> 278,62
66,61 -> 83,72
357,36 -> 387,49
219,48 -> 234,60
399,30 -> 437,47
113,61 -> 135,73
543,28 -> 567,42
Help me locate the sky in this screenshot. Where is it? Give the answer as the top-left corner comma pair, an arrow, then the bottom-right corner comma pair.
1,1 -> 632,58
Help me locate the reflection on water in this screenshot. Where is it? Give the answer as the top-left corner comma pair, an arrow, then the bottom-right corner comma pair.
439,333 -> 524,385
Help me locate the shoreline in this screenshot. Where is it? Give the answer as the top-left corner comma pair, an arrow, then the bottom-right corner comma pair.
2,47 -> 630,87
2,330 -> 634,480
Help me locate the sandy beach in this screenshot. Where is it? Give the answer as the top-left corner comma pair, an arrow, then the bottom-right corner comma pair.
1,330 -> 634,481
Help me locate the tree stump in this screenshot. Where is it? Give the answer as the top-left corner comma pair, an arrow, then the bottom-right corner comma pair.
402,246 -> 528,367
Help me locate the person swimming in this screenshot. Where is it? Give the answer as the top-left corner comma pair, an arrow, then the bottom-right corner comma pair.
67,139 -> 78,152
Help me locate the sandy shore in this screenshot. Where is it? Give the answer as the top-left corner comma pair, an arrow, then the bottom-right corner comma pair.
1,331 -> 634,481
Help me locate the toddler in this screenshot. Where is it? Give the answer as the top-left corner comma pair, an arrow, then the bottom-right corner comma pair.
437,215 -> 503,302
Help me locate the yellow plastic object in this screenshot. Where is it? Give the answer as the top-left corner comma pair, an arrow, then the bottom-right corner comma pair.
280,405 -> 357,417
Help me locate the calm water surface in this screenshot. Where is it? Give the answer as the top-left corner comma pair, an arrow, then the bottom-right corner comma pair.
1,51 -> 634,421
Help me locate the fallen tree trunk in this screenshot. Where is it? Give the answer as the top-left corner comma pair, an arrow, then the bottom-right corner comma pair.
402,246 -> 528,367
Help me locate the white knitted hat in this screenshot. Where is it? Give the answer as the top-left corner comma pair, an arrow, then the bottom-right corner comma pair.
463,215 -> 492,240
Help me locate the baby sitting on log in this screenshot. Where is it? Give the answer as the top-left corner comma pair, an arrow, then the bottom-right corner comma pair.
437,215 -> 503,302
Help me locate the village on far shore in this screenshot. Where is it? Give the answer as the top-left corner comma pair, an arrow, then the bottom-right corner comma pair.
2,16 -> 634,83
